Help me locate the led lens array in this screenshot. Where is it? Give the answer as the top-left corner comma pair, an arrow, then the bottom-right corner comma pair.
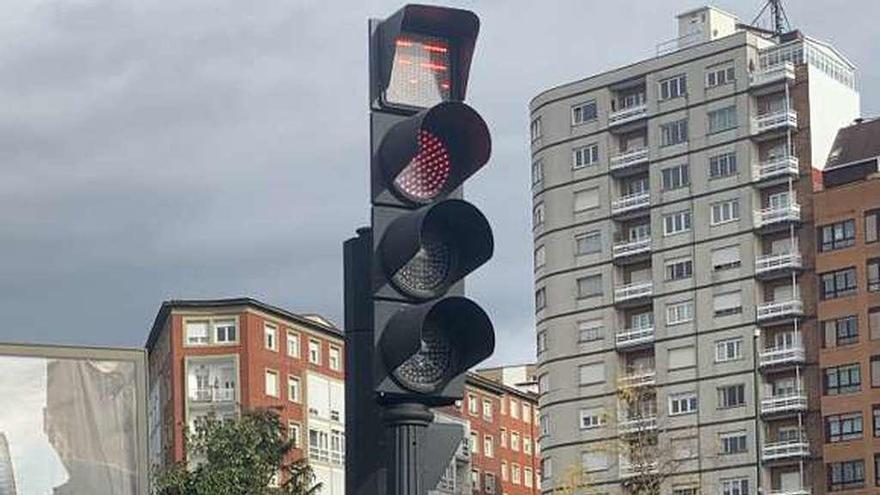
393,129 -> 451,201
391,232 -> 453,298
392,321 -> 453,391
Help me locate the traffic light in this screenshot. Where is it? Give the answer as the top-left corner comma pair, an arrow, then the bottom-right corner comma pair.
369,4 -> 494,406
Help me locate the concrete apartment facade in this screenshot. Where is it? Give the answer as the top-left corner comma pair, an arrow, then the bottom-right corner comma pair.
814,120 -> 880,492
145,298 -> 345,494
530,6 -> 859,495
0,433 -> 16,495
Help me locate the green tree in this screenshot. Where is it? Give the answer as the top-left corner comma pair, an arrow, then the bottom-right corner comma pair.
153,408 -> 322,495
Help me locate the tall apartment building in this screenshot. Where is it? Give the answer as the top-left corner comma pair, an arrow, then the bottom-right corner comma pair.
814,120 -> 880,492
432,370 -> 541,495
0,433 -> 16,495
530,6 -> 859,494
146,298 -> 345,494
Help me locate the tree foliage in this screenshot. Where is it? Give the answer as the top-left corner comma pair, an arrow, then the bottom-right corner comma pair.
153,408 -> 322,495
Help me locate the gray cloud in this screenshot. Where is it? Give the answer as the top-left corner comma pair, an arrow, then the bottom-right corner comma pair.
1,0 -> 878,366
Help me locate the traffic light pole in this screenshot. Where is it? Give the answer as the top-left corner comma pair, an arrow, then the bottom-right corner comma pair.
383,402 -> 434,495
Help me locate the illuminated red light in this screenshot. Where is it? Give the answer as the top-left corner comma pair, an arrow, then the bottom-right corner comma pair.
422,44 -> 448,53
393,129 -> 451,201
420,62 -> 448,72
385,33 -> 452,108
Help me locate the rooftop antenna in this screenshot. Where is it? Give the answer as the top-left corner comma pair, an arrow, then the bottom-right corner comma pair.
750,0 -> 791,37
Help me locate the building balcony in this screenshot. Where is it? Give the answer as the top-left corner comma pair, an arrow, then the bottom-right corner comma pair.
756,299 -> 804,325
753,155 -> 800,185
754,203 -> 801,231
613,282 -> 653,307
619,461 -> 659,479
612,238 -> 652,264
617,415 -> 657,435
755,251 -> 803,280
750,62 -> 796,94
760,392 -> 808,417
615,327 -> 655,350
611,192 -> 650,218
759,343 -> 806,369
191,387 -> 236,404
762,438 -> 809,462
608,104 -> 648,129
609,148 -> 649,176
618,370 -> 656,389
752,109 -> 798,138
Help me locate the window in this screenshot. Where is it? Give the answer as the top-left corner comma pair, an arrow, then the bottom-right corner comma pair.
669,346 -> 696,369
669,392 -> 698,415
264,324 -> 277,351
661,164 -> 690,190
578,319 -> 603,342
876,455 -> 880,487
575,231 -> 602,255
524,468 -> 533,488
485,473 -> 496,493
874,406 -> 880,437
288,421 -> 301,448
468,394 -> 479,415
574,188 -> 600,211
510,399 -> 520,419
873,356 -> 880,387
867,210 -> 879,243
214,320 -> 236,343
308,339 -> 322,364
872,308 -> 880,340
533,202 -> 545,227
471,469 -> 480,489
531,160 -> 543,186
499,428 -> 507,448
573,143 -> 599,168
713,291 -> 742,316
535,287 -> 546,312
818,219 -> 856,251
579,362 -> 605,385
577,274 -> 602,298
719,431 -> 747,454
663,210 -> 692,236
666,300 -> 694,325
483,435 -> 494,458
707,64 -> 735,87
711,199 -> 740,225
708,106 -> 737,133
579,408 -> 605,429
510,432 -> 520,451
469,431 -> 479,453
820,267 -> 858,300
673,487 -> 699,495
265,369 -> 279,397
537,330 -> 548,354
572,100 -> 597,124
661,119 -> 688,146
523,405 -> 531,424
665,258 -> 693,281
287,375 -> 301,402
869,259 -> 880,292
826,412 -> 863,442
530,117 -> 541,142
540,458 -> 552,480
185,321 -> 209,346
287,331 -> 300,358
715,338 -> 743,362
512,463 -> 522,484
539,411 -> 550,435
709,152 -> 738,178
500,461 -> 508,481
659,74 -> 687,100
825,363 -> 861,395
712,245 -> 741,271
329,345 -> 341,371
823,316 -> 859,347
828,460 -> 865,491
718,384 -> 745,408
721,478 -> 749,495
534,245 -> 546,268
581,450 -> 608,472
523,436 -> 532,454
482,399 -> 493,419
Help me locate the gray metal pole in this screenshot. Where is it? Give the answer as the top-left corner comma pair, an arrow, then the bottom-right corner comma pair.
383,402 -> 434,495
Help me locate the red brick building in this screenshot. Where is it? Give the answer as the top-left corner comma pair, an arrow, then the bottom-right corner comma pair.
145,298 -> 345,494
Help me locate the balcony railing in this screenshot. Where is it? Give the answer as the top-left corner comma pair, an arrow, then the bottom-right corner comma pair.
619,461 -> 659,478
751,61 -> 796,87
610,148 -> 649,172
755,251 -> 803,276
763,438 -> 809,461
759,343 -> 805,368
760,392 -> 808,415
618,370 -> 656,388
611,192 -> 650,216
617,415 -> 657,434
754,203 -> 801,228
609,104 -> 648,127
615,327 -> 655,349
753,155 -> 799,182
757,299 -> 804,322
191,387 -> 235,403
612,238 -> 651,260
753,109 -> 798,134
614,282 -> 653,303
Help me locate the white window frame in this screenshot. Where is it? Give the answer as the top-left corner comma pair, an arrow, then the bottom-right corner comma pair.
666,300 -> 694,325
264,323 -> 278,352
659,74 -> 687,100
708,106 -> 737,133
482,398 -> 493,419
308,339 -> 322,365
709,151 -> 738,178
286,331 -> 301,358
534,245 -> 546,268
721,477 -> 749,495
715,338 -> 743,362
265,369 -> 279,398
328,345 -> 341,371
287,375 -> 301,403
663,210 -> 692,236
711,198 -> 741,226
661,119 -> 689,146
579,408 -> 605,429
483,435 -> 494,458
575,230 -> 601,255
468,393 -> 479,415
572,143 -> 599,169
571,100 -> 597,125
669,392 -> 698,415
213,319 -> 237,344
288,421 -> 301,448
706,64 -> 735,87
665,257 -> 693,281
533,202 -> 545,227
531,160 -> 543,186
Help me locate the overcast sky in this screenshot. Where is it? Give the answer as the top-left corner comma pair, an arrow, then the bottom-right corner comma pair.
1,0 -> 878,367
